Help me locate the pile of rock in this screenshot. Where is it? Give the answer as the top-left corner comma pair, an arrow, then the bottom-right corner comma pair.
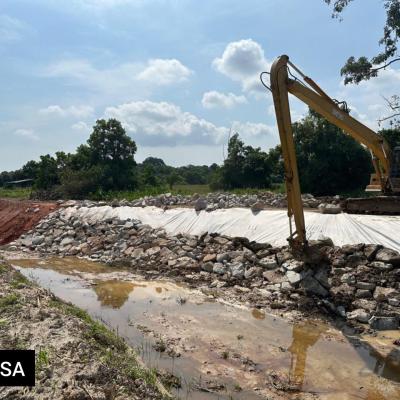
11,209 -> 399,331
57,192 -> 340,212
131,192 -> 340,211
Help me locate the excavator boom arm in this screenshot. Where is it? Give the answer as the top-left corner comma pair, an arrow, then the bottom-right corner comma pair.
269,55 -> 392,247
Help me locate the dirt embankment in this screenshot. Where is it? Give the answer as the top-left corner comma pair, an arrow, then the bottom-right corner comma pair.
0,199 -> 57,245
0,261 -> 169,400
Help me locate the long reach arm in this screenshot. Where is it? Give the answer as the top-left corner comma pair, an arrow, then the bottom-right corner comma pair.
269,55 -> 393,248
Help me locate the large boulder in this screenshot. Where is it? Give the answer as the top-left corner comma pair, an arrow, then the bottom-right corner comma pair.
375,248 -> 400,265
301,276 -> 328,297
347,309 -> 370,324
369,316 -> 399,331
194,198 -> 207,211
373,286 -> 397,301
230,262 -> 245,279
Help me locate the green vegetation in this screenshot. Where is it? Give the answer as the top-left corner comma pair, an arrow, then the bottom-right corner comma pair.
293,110 -> 371,195
1,109 -> 390,198
0,187 -> 31,199
325,0 -> 400,129
51,300 -> 163,390
10,270 -> 31,289
36,348 -> 49,374
0,293 -> 20,309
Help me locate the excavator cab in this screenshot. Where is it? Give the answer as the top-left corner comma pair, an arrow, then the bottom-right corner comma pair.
368,146 -> 400,193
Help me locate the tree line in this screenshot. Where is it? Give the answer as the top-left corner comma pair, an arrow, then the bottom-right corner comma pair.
1,112 -> 399,198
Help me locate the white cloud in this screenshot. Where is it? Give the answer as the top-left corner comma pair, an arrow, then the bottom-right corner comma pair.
104,100 -> 228,146
137,59 -> 192,85
72,121 -> 91,132
14,129 -> 39,141
213,39 -> 270,94
43,57 -> 190,96
202,91 -> 247,109
231,121 -> 277,138
39,105 -> 94,118
336,67 -> 400,130
104,100 -> 276,147
43,58 -> 143,95
0,15 -> 30,43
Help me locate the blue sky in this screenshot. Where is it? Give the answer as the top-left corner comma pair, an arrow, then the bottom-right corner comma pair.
0,0 -> 396,170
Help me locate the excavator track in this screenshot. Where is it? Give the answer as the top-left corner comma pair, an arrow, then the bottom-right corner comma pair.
343,196 -> 400,215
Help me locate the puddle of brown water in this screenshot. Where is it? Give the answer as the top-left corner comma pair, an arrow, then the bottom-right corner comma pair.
11,257 -> 400,400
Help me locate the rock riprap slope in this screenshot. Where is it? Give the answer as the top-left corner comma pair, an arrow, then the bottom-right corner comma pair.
10,204 -> 400,333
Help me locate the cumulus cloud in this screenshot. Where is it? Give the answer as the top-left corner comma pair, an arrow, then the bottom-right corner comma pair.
39,105 -> 94,118
14,129 -> 39,141
213,39 -> 270,94
43,58 -> 144,95
43,57 -> 191,96
201,91 -> 247,109
72,121 -> 91,132
137,59 -> 192,85
0,15 -> 31,43
104,100 -> 228,146
104,100 -> 276,147
231,121 -> 277,138
336,66 -> 400,130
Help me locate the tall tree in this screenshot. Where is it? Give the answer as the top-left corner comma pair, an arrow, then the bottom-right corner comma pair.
292,110 -> 371,195
87,119 -> 137,190
324,0 -> 400,124
221,133 -> 272,189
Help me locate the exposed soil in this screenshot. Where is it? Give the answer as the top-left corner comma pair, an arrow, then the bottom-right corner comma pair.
0,199 -> 57,245
0,260 -> 170,400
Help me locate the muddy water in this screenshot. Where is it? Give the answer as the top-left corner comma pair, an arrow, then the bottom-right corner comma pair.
12,257 -> 400,400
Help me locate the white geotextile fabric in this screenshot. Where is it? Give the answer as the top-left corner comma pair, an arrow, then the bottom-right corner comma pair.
61,206 -> 400,252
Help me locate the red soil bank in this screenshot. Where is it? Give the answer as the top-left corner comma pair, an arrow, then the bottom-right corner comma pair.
0,199 -> 57,245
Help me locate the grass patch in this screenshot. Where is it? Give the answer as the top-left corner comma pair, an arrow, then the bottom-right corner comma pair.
0,187 -> 32,199
172,184 -> 210,195
103,348 -> 158,387
50,301 -> 125,350
36,348 -> 49,374
0,319 -> 8,328
48,299 -> 167,393
0,264 -> 8,275
89,186 -> 171,201
0,293 -> 20,309
10,271 -> 31,289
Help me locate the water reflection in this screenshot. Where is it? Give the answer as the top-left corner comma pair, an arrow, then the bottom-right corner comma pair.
287,322 -> 328,388
12,258 -> 400,400
93,280 -> 146,309
251,309 -> 265,320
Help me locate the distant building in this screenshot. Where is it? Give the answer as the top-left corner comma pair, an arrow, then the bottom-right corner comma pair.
4,179 -> 33,188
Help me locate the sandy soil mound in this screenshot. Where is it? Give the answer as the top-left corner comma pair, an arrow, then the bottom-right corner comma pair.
0,199 -> 57,245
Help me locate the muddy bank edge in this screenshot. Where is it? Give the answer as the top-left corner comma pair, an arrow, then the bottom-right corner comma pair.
0,260 -> 171,400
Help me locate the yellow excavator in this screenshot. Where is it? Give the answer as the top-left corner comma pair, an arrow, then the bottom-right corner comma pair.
263,55 -> 400,248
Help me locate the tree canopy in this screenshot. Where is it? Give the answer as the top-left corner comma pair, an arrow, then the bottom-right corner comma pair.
324,0 -> 400,125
